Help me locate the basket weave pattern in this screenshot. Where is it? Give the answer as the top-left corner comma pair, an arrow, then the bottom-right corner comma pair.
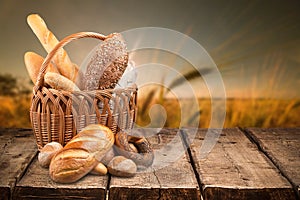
30,32 -> 137,150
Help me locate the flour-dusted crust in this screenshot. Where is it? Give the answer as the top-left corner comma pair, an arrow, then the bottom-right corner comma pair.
81,33 -> 128,90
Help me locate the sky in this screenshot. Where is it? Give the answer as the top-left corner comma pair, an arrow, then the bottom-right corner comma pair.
0,0 -> 299,98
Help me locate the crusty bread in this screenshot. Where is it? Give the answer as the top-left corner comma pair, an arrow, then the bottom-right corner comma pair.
107,156 -> 137,177
38,142 -> 63,168
24,51 -> 59,84
44,72 -> 80,92
27,14 -> 79,82
80,33 -> 128,90
64,124 -> 114,161
49,124 -> 114,183
49,148 -> 97,183
90,162 -> 107,175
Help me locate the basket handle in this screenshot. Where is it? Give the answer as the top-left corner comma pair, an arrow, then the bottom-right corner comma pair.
34,32 -> 113,93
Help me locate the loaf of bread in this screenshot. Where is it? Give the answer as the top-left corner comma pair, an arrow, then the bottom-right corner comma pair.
27,14 -> 79,82
44,72 -> 80,92
64,124 -> 115,161
49,148 -> 97,183
79,33 -> 128,90
24,51 -> 59,84
49,124 -> 114,183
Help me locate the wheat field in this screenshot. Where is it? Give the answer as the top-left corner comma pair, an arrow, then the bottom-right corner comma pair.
136,97 -> 300,128
0,94 -> 299,128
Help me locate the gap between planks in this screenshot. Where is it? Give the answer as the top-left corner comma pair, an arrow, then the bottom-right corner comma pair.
242,127 -> 300,200
179,128 -> 204,199
180,127 -> 296,200
11,127 -> 298,199
107,128 -> 201,200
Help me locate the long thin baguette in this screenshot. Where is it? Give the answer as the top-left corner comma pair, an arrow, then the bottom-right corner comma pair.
24,51 -> 59,84
27,14 -> 78,82
44,72 -> 80,92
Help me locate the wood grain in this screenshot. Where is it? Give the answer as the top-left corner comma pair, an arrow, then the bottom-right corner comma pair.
246,127 -> 300,198
13,157 -> 109,200
184,128 -> 296,200
109,128 -> 201,200
2,127 -> 299,199
0,128 -> 37,200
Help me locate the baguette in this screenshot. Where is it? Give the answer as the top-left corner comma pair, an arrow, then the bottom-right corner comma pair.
49,124 -> 114,183
27,14 -> 78,82
24,51 -> 59,84
44,72 -> 80,92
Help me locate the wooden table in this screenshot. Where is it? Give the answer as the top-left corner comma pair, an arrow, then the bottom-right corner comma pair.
0,127 -> 299,200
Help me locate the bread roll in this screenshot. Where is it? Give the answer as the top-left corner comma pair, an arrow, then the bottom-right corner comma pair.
27,14 -> 78,82
38,142 -> 63,168
49,148 -> 97,183
24,51 -> 59,84
107,156 -> 137,177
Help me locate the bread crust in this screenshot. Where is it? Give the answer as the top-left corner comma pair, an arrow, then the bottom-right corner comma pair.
44,72 -> 80,92
90,162 -> 107,175
38,142 -> 63,168
24,51 -> 59,84
49,124 -> 114,183
49,148 -> 97,183
27,14 -> 78,82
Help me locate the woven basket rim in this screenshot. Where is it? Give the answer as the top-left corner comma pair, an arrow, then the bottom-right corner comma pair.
33,31 -> 113,94
29,31 -> 138,150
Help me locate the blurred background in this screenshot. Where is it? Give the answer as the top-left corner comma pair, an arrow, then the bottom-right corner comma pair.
0,0 -> 299,128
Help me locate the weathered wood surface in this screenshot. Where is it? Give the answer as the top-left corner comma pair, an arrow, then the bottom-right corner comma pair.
14,157 -> 109,200
184,128 -> 296,200
246,127 -> 300,198
109,128 -> 201,200
1,127 -> 299,200
0,128 -> 37,200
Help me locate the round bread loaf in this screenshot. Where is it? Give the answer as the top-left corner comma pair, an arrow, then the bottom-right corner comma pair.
80,33 -> 128,90
38,142 -> 63,168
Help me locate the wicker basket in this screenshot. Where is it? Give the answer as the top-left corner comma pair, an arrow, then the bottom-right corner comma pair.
30,32 -> 138,150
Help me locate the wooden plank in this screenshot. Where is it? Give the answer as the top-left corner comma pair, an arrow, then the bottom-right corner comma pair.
245,127 -> 300,197
0,128 -> 37,200
184,128 -> 296,200
13,156 -> 109,200
109,128 -> 201,200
